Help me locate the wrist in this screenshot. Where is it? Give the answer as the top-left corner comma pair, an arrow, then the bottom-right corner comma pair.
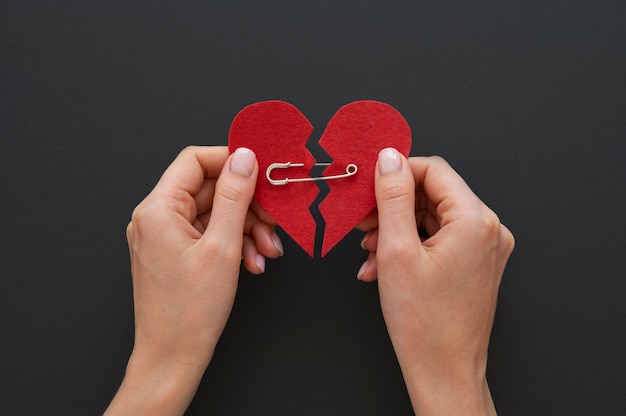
401,361 -> 496,416
105,347 -> 210,416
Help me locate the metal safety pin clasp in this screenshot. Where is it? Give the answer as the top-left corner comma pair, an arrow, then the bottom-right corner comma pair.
266,162 -> 358,186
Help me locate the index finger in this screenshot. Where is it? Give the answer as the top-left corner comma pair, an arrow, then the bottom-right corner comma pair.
408,156 -> 484,228
147,146 -> 230,225
155,146 -> 230,197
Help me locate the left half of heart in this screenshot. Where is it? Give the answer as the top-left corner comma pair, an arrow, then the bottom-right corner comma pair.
228,100 -> 412,257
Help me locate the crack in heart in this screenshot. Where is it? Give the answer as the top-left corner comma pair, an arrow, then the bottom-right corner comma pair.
228,100 -> 412,257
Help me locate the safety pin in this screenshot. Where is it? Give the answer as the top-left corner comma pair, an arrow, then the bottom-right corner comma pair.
266,162 -> 358,186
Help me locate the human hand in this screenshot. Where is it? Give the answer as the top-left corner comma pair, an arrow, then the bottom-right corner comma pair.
357,149 -> 514,415
106,146 -> 282,416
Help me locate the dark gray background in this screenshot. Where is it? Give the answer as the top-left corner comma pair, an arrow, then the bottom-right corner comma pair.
1,1 -> 625,415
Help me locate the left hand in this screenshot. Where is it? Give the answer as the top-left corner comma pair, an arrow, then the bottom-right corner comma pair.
106,146 -> 282,415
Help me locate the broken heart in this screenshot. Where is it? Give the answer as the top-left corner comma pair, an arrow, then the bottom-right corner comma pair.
228,100 -> 412,257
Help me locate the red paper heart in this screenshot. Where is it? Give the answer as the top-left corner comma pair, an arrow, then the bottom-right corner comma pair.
228,100 -> 412,257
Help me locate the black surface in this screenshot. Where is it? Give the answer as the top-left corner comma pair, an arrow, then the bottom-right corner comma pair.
2,1 -> 625,415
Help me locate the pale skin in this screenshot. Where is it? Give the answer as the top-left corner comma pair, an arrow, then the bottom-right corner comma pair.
105,146 -> 514,416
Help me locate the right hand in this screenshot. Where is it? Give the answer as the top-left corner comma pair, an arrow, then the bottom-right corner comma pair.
357,149 -> 514,415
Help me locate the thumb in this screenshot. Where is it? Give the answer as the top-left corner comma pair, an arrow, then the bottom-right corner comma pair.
202,147 -> 258,253
374,148 -> 422,260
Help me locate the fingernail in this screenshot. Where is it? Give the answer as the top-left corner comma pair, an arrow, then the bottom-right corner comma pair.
255,253 -> 265,274
360,234 -> 369,250
357,260 -> 368,280
378,148 -> 401,175
272,232 -> 284,256
230,147 -> 256,177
